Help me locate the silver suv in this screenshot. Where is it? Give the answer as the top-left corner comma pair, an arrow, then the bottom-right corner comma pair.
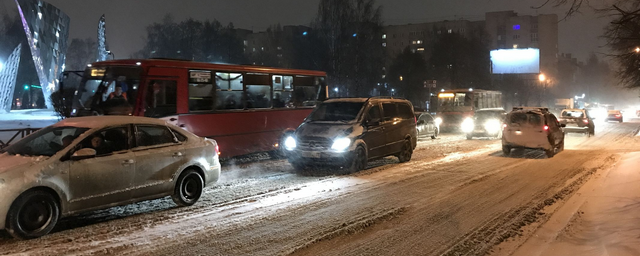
502,107 -> 565,158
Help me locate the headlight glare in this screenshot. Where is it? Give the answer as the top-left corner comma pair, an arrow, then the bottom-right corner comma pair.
331,138 -> 351,151
284,136 -> 296,150
434,117 -> 443,126
484,119 -> 501,134
461,118 -> 474,133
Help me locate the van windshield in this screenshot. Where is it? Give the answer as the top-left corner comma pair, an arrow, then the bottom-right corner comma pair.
308,102 -> 364,122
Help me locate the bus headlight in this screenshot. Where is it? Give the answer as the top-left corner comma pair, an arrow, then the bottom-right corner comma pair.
484,119 -> 501,134
284,136 -> 297,150
435,117 -> 443,126
461,118 -> 474,133
331,137 -> 351,152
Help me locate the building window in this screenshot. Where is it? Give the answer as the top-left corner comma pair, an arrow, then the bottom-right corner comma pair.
417,48 -> 425,51
382,42 -> 387,47
497,35 -> 502,40
411,49 -> 416,53
531,33 -> 538,42
532,23 -> 538,30
513,44 -> 518,49
243,40 -> 248,46
448,29 -> 452,34
513,34 -> 520,40
382,34 -> 386,39
393,34 -> 397,38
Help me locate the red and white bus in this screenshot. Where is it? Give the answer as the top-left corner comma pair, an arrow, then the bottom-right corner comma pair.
436,89 -> 503,130
67,59 -> 327,158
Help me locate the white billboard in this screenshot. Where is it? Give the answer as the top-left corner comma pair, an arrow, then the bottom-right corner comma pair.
490,48 -> 540,74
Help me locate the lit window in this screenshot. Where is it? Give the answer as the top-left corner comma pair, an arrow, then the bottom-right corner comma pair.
243,40 -> 248,46
382,75 -> 386,79
417,48 -> 425,51
412,40 -> 417,44
382,42 -> 387,47
252,48 -> 256,52
513,44 -> 518,49
382,34 -> 386,39
416,40 -> 422,44
411,49 -> 416,53
38,12 -> 42,19
261,47 -> 264,51
448,29 -> 452,34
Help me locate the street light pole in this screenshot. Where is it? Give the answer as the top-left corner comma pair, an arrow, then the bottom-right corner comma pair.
538,73 -> 546,107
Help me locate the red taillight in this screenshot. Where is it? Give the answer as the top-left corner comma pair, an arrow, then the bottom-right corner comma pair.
414,116 -> 417,124
502,123 -> 507,130
582,119 -> 589,124
543,125 -> 549,131
215,144 -> 220,156
616,114 -> 621,117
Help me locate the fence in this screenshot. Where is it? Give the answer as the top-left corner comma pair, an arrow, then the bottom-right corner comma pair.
0,128 -> 39,149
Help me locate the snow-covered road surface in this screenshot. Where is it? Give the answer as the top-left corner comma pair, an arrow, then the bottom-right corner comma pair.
0,120 -> 638,256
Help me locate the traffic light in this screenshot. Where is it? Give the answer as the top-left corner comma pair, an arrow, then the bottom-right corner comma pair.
24,85 -> 29,90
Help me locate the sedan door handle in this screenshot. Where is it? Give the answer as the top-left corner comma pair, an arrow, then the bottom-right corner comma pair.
122,159 -> 135,165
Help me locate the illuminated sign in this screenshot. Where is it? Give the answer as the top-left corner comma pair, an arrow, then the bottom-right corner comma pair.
438,93 -> 455,98
189,70 -> 212,83
490,48 -> 540,74
90,68 -> 106,77
513,24 -> 520,30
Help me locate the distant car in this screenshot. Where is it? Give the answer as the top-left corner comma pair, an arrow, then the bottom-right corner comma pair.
502,107 -> 565,158
606,110 -> 623,123
415,112 -> 439,139
286,97 -> 417,173
0,116 -> 221,239
558,109 -> 594,137
461,108 -> 506,140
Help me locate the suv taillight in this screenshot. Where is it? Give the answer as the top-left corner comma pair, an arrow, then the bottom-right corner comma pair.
216,144 -> 220,156
582,119 -> 589,124
543,125 -> 549,131
502,123 -> 507,130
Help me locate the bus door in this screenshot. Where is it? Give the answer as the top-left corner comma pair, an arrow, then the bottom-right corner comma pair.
140,78 -> 179,125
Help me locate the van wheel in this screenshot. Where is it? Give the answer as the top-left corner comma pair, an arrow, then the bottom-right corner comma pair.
545,148 -> 555,158
6,190 -> 60,239
347,146 -> 367,173
431,128 -> 438,139
397,140 -> 413,163
502,145 -> 511,156
172,169 -> 204,207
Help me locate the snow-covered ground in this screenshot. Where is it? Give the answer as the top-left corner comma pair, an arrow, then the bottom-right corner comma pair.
0,119 -> 638,256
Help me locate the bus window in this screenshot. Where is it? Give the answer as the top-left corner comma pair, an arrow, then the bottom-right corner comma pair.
293,86 -> 318,107
188,83 -> 214,111
273,75 -> 293,108
246,85 -> 271,109
216,72 -> 243,110
144,80 -> 177,117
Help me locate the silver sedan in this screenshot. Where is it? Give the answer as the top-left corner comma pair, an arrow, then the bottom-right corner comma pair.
0,116 -> 221,239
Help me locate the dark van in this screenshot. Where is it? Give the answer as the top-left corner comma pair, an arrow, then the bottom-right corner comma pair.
285,97 -> 418,173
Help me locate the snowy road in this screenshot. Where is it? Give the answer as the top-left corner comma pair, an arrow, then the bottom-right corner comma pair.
0,119 -> 639,255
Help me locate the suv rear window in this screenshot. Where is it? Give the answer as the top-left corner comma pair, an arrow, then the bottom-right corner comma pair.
509,113 -> 542,126
561,110 -> 584,118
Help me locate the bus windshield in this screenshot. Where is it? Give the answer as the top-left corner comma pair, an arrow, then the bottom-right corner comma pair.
72,66 -> 142,116
438,92 -> 472,112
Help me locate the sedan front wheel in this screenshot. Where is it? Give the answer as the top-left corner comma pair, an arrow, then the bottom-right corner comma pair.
6,190 -> 59,239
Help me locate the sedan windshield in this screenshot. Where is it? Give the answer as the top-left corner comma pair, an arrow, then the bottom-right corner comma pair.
4,126 -> 89,157
307,102 -> 364,122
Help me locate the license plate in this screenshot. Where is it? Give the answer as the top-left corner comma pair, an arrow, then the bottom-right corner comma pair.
301,151 -> 322,158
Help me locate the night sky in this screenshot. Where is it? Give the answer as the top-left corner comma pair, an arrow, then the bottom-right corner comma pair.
1,0 -> 610,62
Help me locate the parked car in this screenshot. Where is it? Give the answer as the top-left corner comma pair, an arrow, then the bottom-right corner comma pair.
558,108 -> 595,136
461,108 -> 506,139
416,112 -> 439,139
0,116 -> 221,239
502,107 -> 565,158
285,97 -> 417,173
606,110 -> 623,123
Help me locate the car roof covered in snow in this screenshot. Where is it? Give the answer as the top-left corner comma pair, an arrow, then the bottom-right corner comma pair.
53,116 -> 169,129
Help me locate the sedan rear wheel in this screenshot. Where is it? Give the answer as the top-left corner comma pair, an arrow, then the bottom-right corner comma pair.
172,169 -> 204,206
6,190 -> 59,239
431,128 -> 438,140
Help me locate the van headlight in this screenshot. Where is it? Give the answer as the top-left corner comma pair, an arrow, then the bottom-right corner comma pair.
484,119 -> 501,134
435,117 -> 443,126
461,118 -> 474,133
284,136 -> 296,150
331,137 -> 351,152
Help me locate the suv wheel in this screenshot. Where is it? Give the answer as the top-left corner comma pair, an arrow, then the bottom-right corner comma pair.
397,140 -> 413,163
545,147 -> 555,158
502,145 -> 511,156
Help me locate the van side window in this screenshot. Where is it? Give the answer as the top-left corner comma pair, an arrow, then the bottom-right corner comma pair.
382,103 -> 398,121
397,103 -> 413,119
367,104 -> 381,121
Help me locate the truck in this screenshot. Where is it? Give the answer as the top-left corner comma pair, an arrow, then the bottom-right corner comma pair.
554,98 -> 574,109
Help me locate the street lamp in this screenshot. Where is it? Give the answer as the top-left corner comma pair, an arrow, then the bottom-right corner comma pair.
538,73 -> 546,82
635,47 -> 639,53
538,73 -> 548,106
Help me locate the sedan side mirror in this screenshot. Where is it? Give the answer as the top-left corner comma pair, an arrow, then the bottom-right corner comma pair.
366,118 -> 381,127
71,148 -> 97,161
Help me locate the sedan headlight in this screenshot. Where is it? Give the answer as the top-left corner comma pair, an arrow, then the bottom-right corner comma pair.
461,118 -> 474,133
435,117 -> 443,126
284,136 -> 296,150
331,137 -> 351,152
484,119 -> 502,134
